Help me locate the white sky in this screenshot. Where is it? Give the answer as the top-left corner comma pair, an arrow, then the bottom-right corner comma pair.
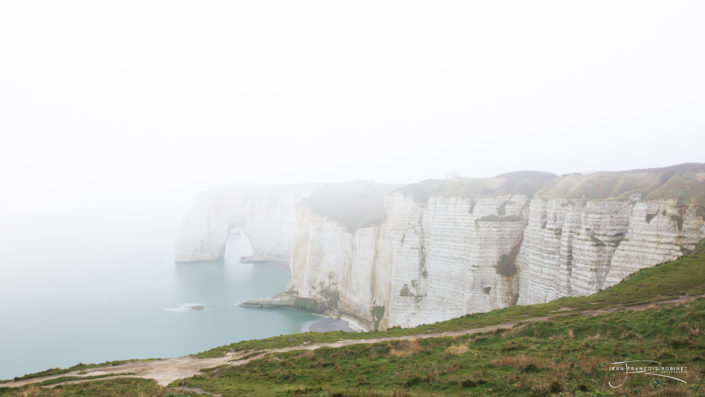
1,1 -> 704,206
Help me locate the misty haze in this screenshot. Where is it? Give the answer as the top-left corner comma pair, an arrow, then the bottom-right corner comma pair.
1,1 -> 705,396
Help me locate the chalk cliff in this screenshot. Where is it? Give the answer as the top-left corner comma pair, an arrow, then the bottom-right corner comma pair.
280,172 -> 556,329
177,164 -> 705,330
174,185 -> 313,263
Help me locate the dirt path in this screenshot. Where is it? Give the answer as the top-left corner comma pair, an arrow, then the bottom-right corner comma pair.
4,293 -> 703,390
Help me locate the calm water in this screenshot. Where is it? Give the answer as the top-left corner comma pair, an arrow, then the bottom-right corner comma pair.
0,203 -> 317,379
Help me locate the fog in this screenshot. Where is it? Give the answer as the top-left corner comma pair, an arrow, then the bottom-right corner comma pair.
2,1 -> 705,244
1,1 -> 705,379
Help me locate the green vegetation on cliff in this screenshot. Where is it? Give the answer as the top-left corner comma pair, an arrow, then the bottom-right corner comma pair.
538,163 -> 705,205
398,171 -> 556,202
300,182 -> 397,231
396,164 -> 705,223
174,299 -> 705,396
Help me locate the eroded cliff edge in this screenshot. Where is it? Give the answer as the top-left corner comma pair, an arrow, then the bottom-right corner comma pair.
178,164 -> 705,330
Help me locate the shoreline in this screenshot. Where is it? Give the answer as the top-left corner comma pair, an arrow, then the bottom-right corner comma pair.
239,257 -> 291,273
302,315 -> 364,333
175,257 -> 292,274
241,295 -> 371,332
237,259 -> 368,332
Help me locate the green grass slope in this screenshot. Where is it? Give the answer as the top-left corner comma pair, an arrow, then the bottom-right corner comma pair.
0,378 -> 167,397
174,300 -> 705,396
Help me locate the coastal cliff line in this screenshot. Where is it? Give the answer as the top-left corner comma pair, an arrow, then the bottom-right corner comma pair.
176,164 -> 705,330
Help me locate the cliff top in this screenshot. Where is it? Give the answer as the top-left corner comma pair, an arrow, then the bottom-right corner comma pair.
300,182 -> 399,231
397,171 -> 557,202
538,163 -> 705,205
395,163 -> 705,206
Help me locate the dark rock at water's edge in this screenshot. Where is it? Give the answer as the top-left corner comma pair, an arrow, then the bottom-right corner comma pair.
304,318 -> 359,333
241,294 -> 369,331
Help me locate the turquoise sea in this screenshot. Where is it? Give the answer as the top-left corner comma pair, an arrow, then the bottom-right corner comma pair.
0,200 -> 316,380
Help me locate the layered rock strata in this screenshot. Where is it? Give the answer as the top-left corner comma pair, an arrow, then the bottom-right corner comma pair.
178,165 -> 705,330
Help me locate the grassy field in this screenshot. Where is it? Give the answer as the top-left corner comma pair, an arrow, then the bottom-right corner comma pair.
3,240 -> 705,396
0,359 -> 159,385
0,378 -> 171,397
171,299 -> 705,396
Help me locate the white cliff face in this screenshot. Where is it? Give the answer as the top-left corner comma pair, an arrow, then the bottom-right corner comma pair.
286,190 -> 705,330
174,185 -> 312,263
386,193 -> 529,328
288,206 -> 391,329
518,197 -> 705,305
605,199 -> 705,285
287,192 -> 534,329
517,198 -> 633,304
179,166 -> 705,331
